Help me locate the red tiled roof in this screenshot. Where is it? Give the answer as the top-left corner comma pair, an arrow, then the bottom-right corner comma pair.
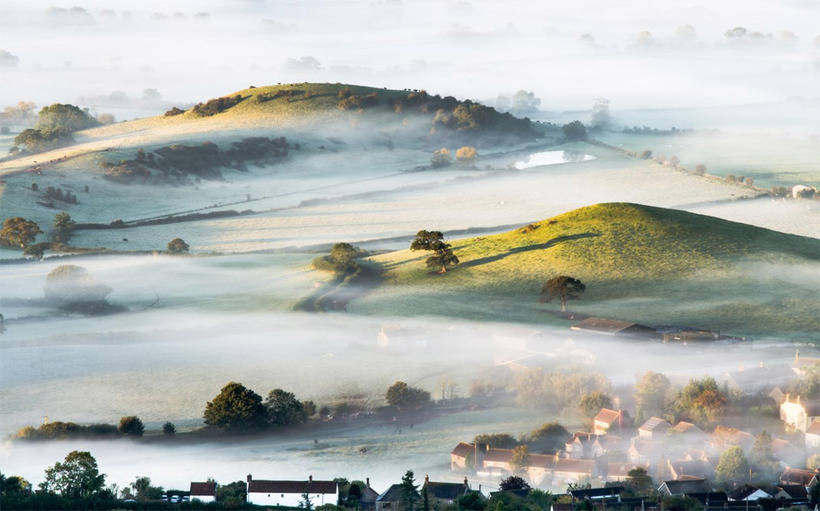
672,421 -> 703,435
483,449 -> 515,463
595,408 -> 622,425
451,442 -> 474,458
248,479 -> 337,494
640,417 -> 670,432
190,482 -> 216,496
554,458 -> 595,475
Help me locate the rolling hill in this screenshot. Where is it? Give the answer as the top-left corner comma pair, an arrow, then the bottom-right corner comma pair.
355,203 -> 820,337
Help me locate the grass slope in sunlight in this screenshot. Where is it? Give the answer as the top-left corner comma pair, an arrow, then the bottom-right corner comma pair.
358,203 -> 820,338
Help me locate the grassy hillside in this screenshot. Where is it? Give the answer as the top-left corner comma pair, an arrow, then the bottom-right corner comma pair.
358,203 -> 820,337
82,82 -> 540,142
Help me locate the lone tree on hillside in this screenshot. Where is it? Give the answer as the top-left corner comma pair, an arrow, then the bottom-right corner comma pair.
203,382 -> 267,430
455,146 -> 477,162
562,120 -> 587,141
539,276 -> 586,312
167,238 -> 190,254
265,388 -> 308,427
410,230 -> 459,273
0,217 -> 42,248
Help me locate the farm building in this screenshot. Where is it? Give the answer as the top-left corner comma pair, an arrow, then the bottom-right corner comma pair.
246,475 -> 337,507
189,482 -> 216,503
570,317 -> 658,339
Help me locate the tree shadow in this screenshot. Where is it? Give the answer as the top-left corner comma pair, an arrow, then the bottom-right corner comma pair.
459,232 -> 600,268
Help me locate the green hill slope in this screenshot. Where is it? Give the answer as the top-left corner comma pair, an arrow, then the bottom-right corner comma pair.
358,203 -> 820,338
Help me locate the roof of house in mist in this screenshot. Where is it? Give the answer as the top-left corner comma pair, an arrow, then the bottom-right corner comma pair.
568,431 -> 599,445
606,463 -> 638,479
669,459 -> 715,480
658,478 -> 709,495
190,482 -> 216,497
571,317 -> 656,336
710,426 -> 754,447
594,408 -> 623,425
553,458 -> 595,475
807,421 -> 820,436
422,480 -> 469,500
775,484 -> 809,500
377,484 -> 403,502
451,442 -> 474,458
569,486 -> 624,499
247,479 -> 337,495
726,364 -> 793,388
483,448 -> 514,463
780,468 -> 819,486
639,416 -> 671,432
671,421 -> 704,436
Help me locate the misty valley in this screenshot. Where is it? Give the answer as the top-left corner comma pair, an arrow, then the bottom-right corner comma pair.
1,2 -> 820,511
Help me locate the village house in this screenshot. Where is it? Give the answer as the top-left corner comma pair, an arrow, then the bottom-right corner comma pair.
189,482 -> 216,503
552,458 -> 597,486
657,478 -> 709,497
627,438 -> 664,468
792,351 -> 820,377
246,475 -> 338,507
724,364 -> 794,393
375,484 -> 402,511
779,468 -> 819,489
451,442 -> 475,470
593,408 -> 630,435
773,484 -> 810,502
709,426 -> 755,452
603,463 -> 641,483
805,421 -> 820,448
637,417 -> 671,440
668,459 -> 715,481
421,476 -> 470,508
670,421 -> 705,441
359,479 -> 380,511
570,317 -> 658,339
780,395 -> 820,432
728,485 -> 771,502
565,432 -> 606,459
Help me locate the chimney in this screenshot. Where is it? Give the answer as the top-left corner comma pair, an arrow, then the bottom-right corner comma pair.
366,478 -> 370,488
464,477 -> 468,487
247,474 -> 252,484
425,475 -> 430,484
309,475 -> 313,483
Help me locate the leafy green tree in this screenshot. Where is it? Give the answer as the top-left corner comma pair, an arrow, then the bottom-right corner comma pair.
459,491 -> 486,511
474,433 -> 519,449
625,467 -> 653,495
131,476 -> 163,501
410,230 -> 459,273
431,148 -> 452,168
45,264 -> 112,306
41,450 -> 106,498
265,388 -> 307,427
0,217 -> 42,248
578,391 -> 612,419
23,242 -> 47,260
13,128 -> 72,152
117,416 -> 144,436
162,422 -> 176,435
399,470 -> 419,511
167,238 -> 190,254
672,377 -> 727,428
203,382 -> 267,430
510,445 -> 530,475
216,481 -> 247,506
523,422 -> 569,452
36,104 -> 98,132
661,495 -> 703,511
635,371 -> 671,418
52,212 -> 75,243
0,473 -> 31,496
715,446 -> 750,485
749,431 -> 779,481
386,381 -> 431,410
499,475 -> 530,491
562,121 -> 587,141
539,276 -> 585,312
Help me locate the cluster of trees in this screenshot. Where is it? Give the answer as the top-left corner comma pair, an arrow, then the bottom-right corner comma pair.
13,104 -> 98,153
474,422 -> 572,455
430,146 -> 477,168
385,381 -> 431,411
514,368 -> 610,410
725,174 -> 755,187
633,372 -> 730,429
410,230 -> 459,273
103,136 -> 290,185
562,121 -> 587,141
312,242 -> 367,278
203,382 -> 316,431
337,91 -> 380,111
495,90 -> 542,117
167,238 -> 190,254
44,186 -> 79,204
44,264 -> 113,311
0,217 -> 41,248
16,416 -> 156,441
191,94 -> 245,116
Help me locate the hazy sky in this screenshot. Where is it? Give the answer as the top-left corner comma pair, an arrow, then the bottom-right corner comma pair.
1,0 -> 819,115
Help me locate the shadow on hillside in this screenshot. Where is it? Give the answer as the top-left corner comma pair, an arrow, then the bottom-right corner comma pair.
460,232 -> 600,268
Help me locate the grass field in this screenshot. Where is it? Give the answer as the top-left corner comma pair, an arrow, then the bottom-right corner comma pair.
356,203 -> 820,338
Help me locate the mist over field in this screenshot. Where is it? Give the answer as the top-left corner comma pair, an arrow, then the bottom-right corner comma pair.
1,0 -> 820,504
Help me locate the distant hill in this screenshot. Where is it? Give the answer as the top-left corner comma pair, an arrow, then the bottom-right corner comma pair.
360,203 -> 820,337
82,82 -> 544,145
